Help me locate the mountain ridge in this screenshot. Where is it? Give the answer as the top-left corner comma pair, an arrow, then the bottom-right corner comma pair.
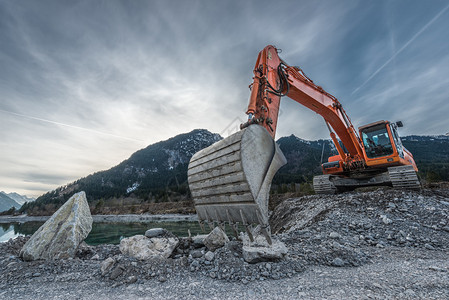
19,129 -> 449,215
1,191 -> 35,205
0,193 -> 22,212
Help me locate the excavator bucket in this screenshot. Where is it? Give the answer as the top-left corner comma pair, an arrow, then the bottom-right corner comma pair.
187,125 -> 287,244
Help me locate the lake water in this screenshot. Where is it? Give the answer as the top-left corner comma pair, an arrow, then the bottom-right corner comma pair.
0,221 -> 209,245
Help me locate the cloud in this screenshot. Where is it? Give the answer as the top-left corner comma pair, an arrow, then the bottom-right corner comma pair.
352,2 -> 449,95
0,0 -> 448,197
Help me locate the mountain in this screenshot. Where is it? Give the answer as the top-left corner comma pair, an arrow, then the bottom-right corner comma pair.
0,193 -> 21,212
0,192 -> 35,205
401,135 -> 449,182
21,129 -> 221,214
273,134 -> 449,184
20,130 -> 449,215
273,135 -> 334,184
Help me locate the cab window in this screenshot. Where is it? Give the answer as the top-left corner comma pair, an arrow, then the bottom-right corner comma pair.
361,124 -> 394,158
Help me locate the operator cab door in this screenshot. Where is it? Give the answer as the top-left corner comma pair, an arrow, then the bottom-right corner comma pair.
389,123 -> 405,159
361,123 -> 394,159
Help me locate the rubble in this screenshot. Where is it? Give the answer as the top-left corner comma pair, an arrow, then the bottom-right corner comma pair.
203,227 -> 229,251
1,187 -> 448,299
145,228 -> 167,238
241,227 -> 288,263
119,235 -> 179,260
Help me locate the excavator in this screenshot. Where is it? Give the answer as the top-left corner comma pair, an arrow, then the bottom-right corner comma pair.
187,45 -> 420,243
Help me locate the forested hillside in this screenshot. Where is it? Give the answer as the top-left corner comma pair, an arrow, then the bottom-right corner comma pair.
20,131 -> 449,215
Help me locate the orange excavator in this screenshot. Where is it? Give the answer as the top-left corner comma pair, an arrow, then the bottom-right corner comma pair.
188,45 -> 420,242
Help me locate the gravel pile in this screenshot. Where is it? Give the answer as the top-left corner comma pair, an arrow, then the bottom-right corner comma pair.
89,237 -> 304,285
1,187 -> 448,299
271,187 -> 449,268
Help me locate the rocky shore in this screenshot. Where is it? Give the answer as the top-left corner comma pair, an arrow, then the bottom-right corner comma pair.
1,187 -> 449,299
0,213 -> 198,224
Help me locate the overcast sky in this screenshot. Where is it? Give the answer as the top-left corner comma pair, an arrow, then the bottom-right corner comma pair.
1,0 -> 448,198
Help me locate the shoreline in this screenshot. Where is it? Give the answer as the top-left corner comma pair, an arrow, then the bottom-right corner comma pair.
0,213 -> 198,224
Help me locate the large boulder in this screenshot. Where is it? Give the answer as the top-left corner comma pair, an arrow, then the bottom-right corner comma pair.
20,191 -> 93,261
203,227 -> 229,251
119,235 -> 179,260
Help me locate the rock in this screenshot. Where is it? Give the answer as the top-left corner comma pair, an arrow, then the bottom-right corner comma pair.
266,263 -> 272,271
110,265 -> 124,280
331,257 -> 345,267
192,235 -> 207,248
191,250 -> 203,258
380,215 -> 392,225
91,254 -> 100,260
203,227 -> 229,251
190,260 -> 200,268
101,257 -> 116,275
429,266 -> 446,272
241,231 -> 288,263
404,289 -> 416,297
145,228 -> 166,238
424,243 -> 435,250
204,251 -> 215,261
119,235 -> 179,260
329,232 -> 340,239
19,191 -> 93,261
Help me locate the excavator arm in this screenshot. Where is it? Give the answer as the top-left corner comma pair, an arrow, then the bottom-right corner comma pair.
242,45 -> 365,168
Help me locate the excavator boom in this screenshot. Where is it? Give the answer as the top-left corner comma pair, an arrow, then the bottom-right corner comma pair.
243,45 -> 364,168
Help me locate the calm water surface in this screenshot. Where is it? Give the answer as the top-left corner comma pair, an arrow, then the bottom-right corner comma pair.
0,221 -> 207,245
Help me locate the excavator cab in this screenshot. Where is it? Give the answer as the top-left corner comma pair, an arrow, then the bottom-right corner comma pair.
361,122 -> 394,159
358,120 -> 410,168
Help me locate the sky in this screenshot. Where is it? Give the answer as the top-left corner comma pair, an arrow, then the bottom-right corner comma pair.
1,0 -> 448,198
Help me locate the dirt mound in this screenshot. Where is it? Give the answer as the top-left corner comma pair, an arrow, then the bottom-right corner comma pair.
271,187 -> 449,266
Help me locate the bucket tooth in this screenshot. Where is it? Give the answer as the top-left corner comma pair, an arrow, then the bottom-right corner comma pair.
245,224 -> 254,242
255,208 -> 265,227
188,125 -> 287,244
230,222 -> 240,239
204,210 -> 214,230
198,220 -> 205,232
218,221 -> 225,232
215,209 -> 222,227
261,225 -> 272,245
207,221 -> 214,231
226,209 -> 232,224
239,209 -> 248,226
255,208 -> 272,244
240,209 -> 254,242
226,209 -> 240,239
